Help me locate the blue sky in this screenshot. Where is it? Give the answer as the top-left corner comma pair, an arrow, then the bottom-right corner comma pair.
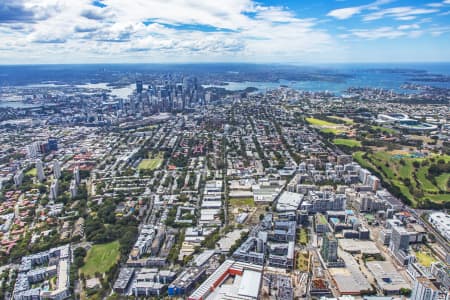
0,0 -> 449,64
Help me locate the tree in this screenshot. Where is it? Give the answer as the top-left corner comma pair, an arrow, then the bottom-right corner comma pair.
400,288 -> 411,297
404,178 -> 411,187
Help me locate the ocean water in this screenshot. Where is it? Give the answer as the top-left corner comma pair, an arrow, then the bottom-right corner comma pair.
77,82 -> 135,98
0,63 -> 449,101
203,63 -> 450,93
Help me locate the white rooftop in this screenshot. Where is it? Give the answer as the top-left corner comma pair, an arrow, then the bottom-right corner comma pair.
238,270 -> 261,298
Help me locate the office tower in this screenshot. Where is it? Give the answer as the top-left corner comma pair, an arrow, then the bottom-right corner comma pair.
14,170 -> 24,186
53,161 -> 61,179
321,233 -> 338,262
74,166 -> 80,185
47,138 -> 58,151
389,225 -> 410,252
411,277 -> 439,300
136,80 -> 143,94
205,92 -> 211,104
50,179 -> 58,200
36,159 -> 45,182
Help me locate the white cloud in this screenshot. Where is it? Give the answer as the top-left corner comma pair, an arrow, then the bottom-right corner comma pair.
340,24 -> 441,41
397,24 -> 420,30
427,3 -> 444,8
428,25 -> 450,36
327,0 -> 392,20
328,7 -> 363,20
0,0 -> 336,63
0,0 -> 448,63
346,27 -> 407,39
254,6 -> 297,23
363,7 -> 439,21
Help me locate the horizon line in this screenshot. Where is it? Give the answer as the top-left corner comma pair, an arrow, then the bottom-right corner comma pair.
1,61 -> 450,67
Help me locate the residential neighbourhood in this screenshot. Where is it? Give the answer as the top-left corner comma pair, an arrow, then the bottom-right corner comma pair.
0,73 -> 449,300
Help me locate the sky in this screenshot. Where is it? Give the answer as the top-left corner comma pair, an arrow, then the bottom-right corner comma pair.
0,0 -> 450,64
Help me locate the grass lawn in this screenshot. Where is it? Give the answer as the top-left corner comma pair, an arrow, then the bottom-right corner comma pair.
320,128 -> 344,134
317,214 -> 327,225
333,138 -> 361,147
80,241 -> 120,277
353,151 -> 371,169
353,151 -> 449,207
298,228 -> 308,245
139,151 -> 165,170
371,153 -> 396,179
425,194 -> 450,203
436,173 -> 450,192
414,251 -> 436,267
26,168 -> 37,176
417,166 -> 439,193
306,117 -> 348,135
371,125 -> 397,134
229,197 -> 255,207
306,117 -> 339,127
329,116 -> 354,125
49,276 -> 57,290
398,160 -> 413,178
138,158 -> 163,170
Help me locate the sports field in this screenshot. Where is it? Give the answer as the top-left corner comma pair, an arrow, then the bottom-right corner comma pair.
229,197 -> 255,207
138,152 -> 164,170
306,117 -> 338,127
80,241 -> 120,277
306,117 -> 348,135
138,158 -> 163,170
333,138 -> 361,147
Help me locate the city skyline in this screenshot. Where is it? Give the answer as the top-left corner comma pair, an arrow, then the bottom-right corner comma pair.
1,0 -> 450,64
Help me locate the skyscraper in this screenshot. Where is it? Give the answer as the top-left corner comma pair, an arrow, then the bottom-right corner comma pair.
70,180 -> 77,199
74,166 -> 80,185
50,179 -> 59,201
411,277 -> 439,300
53,161 -> 61,179
136,80 -> 143,94
14,170 -> 24,186
36,159 -> 45,182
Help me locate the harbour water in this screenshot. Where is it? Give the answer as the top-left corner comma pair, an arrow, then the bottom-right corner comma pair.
1,63 -> 449,108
